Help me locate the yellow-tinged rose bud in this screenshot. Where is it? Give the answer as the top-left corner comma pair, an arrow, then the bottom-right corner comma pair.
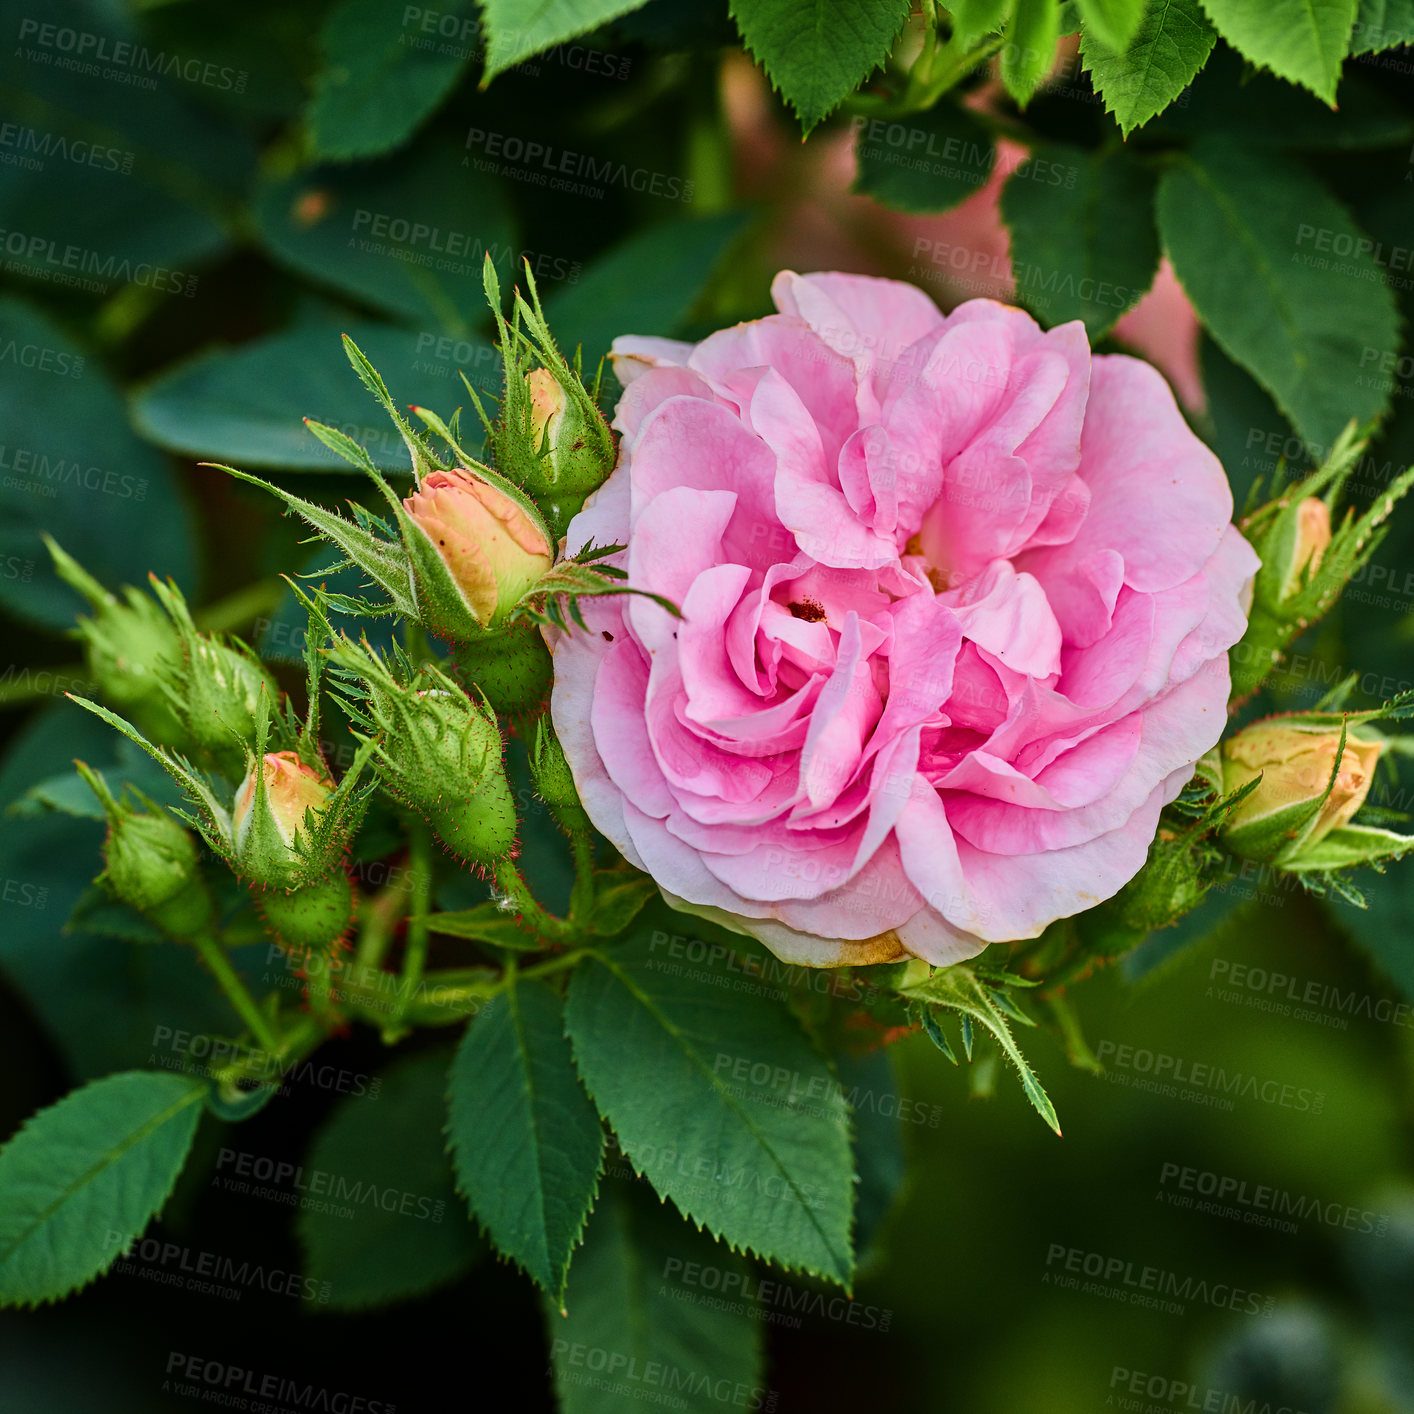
526,367 -> 563,450
1278,498 -> 1332,599
1221,723 -> 1383,860
234,751 -> 333,856
403,467 -> 553,629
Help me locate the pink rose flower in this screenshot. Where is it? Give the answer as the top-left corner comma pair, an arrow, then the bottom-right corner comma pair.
550,272 -> 1258,967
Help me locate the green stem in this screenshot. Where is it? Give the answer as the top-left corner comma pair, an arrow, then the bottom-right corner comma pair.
492,859 -> 577,943
568,832 -> 596,926
190,930 -> 281,1054
394,819 -> 435,1023
509,948 -> 595,988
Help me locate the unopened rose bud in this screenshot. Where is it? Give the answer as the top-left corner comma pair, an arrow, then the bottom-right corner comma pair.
78,762 -> 212,938
1221,721 -> 1383,863
233,751 -> 334,882
530,716 -> 591,836
178,638 -> 275,759
330,645 -> 518,867
403,466 -> 553,634
512,366 -> 615,535
527,367 -> 562,449
1277,498 -> 1332,600
45,538 -> 184,744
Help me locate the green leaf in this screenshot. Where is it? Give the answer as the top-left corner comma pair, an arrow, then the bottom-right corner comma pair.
0,298 -> 197,631
1198,0 -> 1358,104
1148,46 -> 1411,148
545,1186 -> 766,1414
1001,0 -> 1061,106
297,1048 -> 482,1309
564,917 -> 855,1284
1001,142 -> 1159,336
0,155 -> 228,298
132,321 -> 491,471
729,0 -> 911,132
588,871 -> 659,936
1351,0 -> 1414,52
544,212 -> 753,370
1288,823 -> 1414,871
902,966 -> 1062,1134
1328,872 -> 1414,1000
479,0 -> 651,79
1081,0 -> 1216,135
252,139 -> 515,329
852,102 -> 995,214
950,0 -> 1012,44
1157,143 -> 1399,447
309,0 -> 476,159
422,902 -> 544,948
1079,0 -> 1150,52
447,977 -> 604,1301
0,1071 -> 205,1306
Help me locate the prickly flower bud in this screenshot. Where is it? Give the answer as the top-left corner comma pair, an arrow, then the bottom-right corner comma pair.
233,752 -> 333,884
78,762 -> 212,938
1221,722 -> 1383,863
1275,498 -> 1332,601
232,752 -> 363,951
517,365 -> 615,536
332,647 -> 517,866
45,538 -> 184,744
531,716 -> 591,835
402,466 -> 553,635
176,637 -> 275,758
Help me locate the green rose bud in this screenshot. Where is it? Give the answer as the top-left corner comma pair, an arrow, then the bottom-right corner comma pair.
233,751 -> 336,886
45,538 -> 185,745
1220,720 -> 1383,864
520,366 -> 616,535
402,466 -> 554,638
530,716 -> 592,836
254,871 -> 355,954
332,646 -> 518,867
78,762 -> 212,938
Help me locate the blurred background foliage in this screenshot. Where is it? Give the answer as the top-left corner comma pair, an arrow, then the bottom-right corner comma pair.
3,0 -> 1414,1409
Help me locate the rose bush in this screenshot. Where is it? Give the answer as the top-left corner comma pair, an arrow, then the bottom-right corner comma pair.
552,271 -> 1259,966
